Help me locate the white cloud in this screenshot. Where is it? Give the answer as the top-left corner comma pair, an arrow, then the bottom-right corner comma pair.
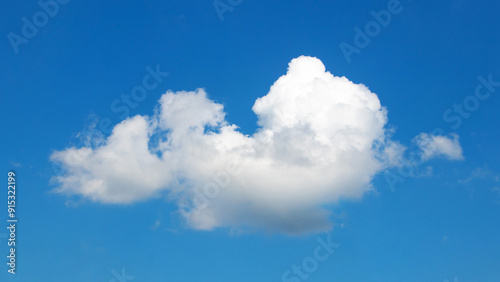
50,116 -> 172,204
151,219 -> 161,231
414,133 -> 464,161
459,166 -> 499,184
50,56 -> 463,234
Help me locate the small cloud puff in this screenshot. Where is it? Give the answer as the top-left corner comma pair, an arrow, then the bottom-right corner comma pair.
414,133 -> 464,161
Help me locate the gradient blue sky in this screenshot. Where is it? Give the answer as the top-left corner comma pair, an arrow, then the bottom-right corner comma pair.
1,0 -> 500,281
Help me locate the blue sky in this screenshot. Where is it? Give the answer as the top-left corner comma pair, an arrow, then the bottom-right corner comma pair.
1,0 -> 500,281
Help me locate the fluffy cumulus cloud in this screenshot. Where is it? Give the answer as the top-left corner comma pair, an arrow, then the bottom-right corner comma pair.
50,56 -> 463,234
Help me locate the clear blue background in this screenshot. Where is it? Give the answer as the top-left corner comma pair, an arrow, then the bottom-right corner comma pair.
1,0 -> 499,281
